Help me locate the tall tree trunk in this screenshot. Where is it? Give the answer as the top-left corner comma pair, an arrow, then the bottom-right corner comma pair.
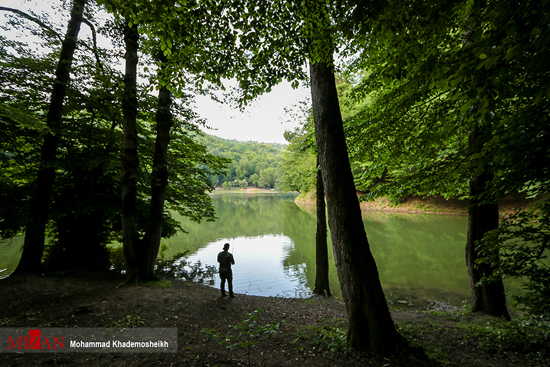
466,125 -> 510,319
313,155 -> 330,297
140,55 -> 173,281
13,0 -> 87,275
121,21 -> 140,285
309,59 -> 403,355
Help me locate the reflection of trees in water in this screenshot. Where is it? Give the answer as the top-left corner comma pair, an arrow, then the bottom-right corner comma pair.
165,193 -> 473,306
364,214 -> 468,292
283,208 -> 471,304
165,193 -> 301,257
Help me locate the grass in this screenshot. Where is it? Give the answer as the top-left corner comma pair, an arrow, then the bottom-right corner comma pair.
141,279 -> 172,288
106,312 -> 145,328
396,306 -> 550,365
298,318 -> 351,356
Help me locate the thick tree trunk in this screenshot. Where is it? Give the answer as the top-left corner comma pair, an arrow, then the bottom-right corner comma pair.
313,155 -> 330,297
13,0 -> 87,275
140,57 -> 173,280
309,60 -> 402,355
121,21 -> 141,285
466,126 -> 510,319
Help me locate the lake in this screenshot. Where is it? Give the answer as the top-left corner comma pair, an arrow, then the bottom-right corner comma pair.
1,191 -> 480,308
162,191 -> 472,307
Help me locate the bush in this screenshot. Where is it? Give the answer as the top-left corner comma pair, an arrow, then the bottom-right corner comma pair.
478,202 -> 550,320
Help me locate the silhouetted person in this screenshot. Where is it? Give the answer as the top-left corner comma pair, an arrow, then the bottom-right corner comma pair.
217,243 -> 235,298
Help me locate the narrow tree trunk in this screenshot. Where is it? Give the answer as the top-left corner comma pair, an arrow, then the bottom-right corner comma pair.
140,56 -> 173,280
309,60 -> 402,356
466,126 -> 510,319
121,21 -> 140,285
313,155 -> 330,297
13,0 -> 87,275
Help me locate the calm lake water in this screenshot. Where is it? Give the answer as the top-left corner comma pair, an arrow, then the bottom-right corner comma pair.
1,191 -> 486,307
162,191 -> 473,307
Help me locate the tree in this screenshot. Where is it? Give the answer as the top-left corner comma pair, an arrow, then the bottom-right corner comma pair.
1,0 -> 231,277
258,167 -> 276,189
139,54 -> 173,281
103,0 -> 245,283
119,17 -> 141,284
305,0 -> 404,355
466,124 -> 509,319
309,58 -> 403,355
343,0 -> 549,318
11,0 -> 88,275
313,156 -> 330,297
280,126 -> 316,193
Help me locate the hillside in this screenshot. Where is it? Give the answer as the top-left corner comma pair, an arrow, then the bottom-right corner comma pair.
197,134 -> 286,189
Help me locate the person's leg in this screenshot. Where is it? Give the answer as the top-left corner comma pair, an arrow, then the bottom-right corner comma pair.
228,271 -> 234,297
220,273 -> 227,296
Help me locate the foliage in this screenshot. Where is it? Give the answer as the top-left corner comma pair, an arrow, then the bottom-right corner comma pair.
398,310 -> 550,364
0,3 -> 230,273
457,316 -> 550,357
343,0 -> 550,203
197,134 -> 285,189
142,279 -> 172,288
0,318 -> 14,327
106,312 -> 145,328
0,35 -> 53,238
299,318 -> 351,356
478,202 -> 550,320
279,124 -> 316,194
201,309 -> 284,366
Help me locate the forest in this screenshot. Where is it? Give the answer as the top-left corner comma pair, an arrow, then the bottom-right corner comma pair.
197,134 -> 285,189
1,0 -> 549,362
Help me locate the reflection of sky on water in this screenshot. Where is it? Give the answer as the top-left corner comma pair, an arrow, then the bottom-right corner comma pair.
184,235 -> 312,298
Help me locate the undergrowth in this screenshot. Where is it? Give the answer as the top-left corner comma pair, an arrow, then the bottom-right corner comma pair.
397,307 -> 550,365
298,318 -> 351,356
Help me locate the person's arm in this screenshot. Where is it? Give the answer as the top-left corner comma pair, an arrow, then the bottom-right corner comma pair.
231,254 -> 235,265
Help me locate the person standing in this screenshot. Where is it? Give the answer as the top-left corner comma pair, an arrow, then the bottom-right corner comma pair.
217,243 -> 235,298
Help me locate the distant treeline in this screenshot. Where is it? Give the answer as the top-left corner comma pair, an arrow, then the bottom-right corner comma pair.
197,134 -> 285,189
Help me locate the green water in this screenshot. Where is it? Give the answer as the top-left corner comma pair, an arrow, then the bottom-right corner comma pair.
0,192 -> 476,307
0,236 -> 23,278
162,191 -> 472,306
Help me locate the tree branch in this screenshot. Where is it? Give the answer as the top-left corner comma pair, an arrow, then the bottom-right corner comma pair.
81,17 -> 104,71
1,6 -> 104,71
0,6 -> 63,43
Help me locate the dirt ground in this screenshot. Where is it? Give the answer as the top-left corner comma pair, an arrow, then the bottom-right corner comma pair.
1,274 -> 548,367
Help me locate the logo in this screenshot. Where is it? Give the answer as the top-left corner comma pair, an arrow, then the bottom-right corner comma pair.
2,327 -> 177,353
7,329 -> 64,350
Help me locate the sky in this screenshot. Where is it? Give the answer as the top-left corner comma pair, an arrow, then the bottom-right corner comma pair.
195,83 -> 309,144
0,0 -> 310,144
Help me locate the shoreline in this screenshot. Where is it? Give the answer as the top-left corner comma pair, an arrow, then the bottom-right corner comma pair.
294,192 -> 534,217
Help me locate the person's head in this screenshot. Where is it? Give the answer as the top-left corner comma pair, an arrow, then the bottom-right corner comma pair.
223,243 -> 230,251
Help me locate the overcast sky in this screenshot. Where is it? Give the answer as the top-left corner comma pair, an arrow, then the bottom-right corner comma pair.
0,0 -> 310,144
195,83 -> 309,144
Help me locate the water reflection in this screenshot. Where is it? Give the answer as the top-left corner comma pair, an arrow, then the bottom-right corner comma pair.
184,236 -> 313,298
167,192 -> 471,306
0,236 -> 23,278
0,192 -> 474,308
